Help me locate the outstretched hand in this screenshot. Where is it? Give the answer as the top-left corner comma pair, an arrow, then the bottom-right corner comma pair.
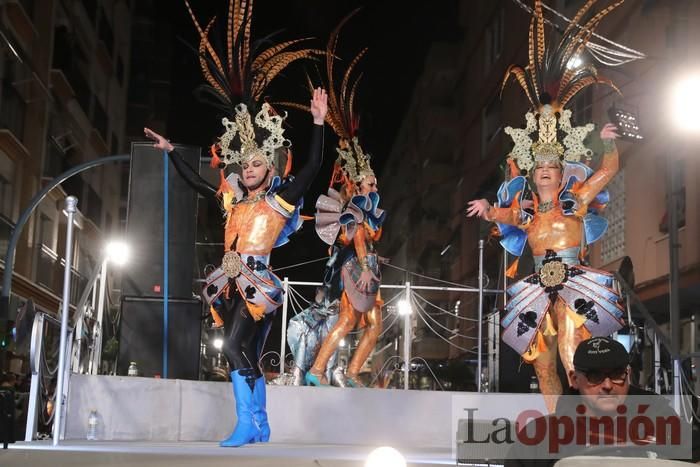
144,127 -> 174,152
599,123 -> 620,140
310,87 -> 328,125
465,199 -> 491,219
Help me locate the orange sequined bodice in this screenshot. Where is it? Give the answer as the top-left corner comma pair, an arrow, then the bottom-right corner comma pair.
224,197 -> 287,255
525,208 -> 582,256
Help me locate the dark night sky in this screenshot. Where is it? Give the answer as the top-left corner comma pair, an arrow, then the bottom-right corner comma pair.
152,0 -> 463,283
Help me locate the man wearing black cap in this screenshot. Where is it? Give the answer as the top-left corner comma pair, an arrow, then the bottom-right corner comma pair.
569,336 -> 654,405
504,337 -> 688,467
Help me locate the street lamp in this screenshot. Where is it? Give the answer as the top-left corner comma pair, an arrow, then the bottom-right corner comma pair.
397,299 -> 413,316
670,74 -> 700,133
105,240 -> 130,266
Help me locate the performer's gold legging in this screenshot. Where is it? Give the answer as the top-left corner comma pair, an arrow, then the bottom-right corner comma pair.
531,298 -> 591,412
310,293 -> 383,383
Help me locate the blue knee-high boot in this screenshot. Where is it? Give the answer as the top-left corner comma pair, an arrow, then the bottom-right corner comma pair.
220,369 -> 262,447
252,375 -> 270,442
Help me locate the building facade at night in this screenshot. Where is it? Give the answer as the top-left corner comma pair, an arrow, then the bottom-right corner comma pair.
0,0 -> 132,373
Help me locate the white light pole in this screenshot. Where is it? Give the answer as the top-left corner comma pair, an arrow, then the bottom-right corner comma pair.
668,73 -> 700,409
398,283 -> 412,390
53,196 -> 78,446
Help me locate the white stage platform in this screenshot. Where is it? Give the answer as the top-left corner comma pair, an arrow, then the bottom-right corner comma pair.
4,440 -> 453,466
5,375 -> 459,466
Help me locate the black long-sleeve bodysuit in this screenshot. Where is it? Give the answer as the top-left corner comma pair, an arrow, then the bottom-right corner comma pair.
168,124 -> 324,374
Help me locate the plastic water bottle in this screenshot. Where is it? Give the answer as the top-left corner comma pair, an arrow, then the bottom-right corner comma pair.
529,375 -> 539,393
87,410 -> 98,440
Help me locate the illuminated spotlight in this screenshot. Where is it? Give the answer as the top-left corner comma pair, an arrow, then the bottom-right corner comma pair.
105,240 -> 131,266
608,105 -> 644,141
671,74 -> 700,133
397,299 -> 413,316
566,54 -> 583,70
365,446 -> 407,467
213,338 -> 223,350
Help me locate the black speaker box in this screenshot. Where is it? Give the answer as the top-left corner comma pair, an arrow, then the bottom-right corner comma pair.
123,143 -> 200,299
117,298 -> 202,380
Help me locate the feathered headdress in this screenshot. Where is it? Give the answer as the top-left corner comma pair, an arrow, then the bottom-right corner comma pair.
280,9 -> 374,187
502,0 -> 623,172
184,0 -> 322,171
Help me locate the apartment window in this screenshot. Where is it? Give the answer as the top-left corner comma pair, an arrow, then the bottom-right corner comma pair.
0,59 -> 27,139
0,151 -> 14,260
482,95 -> 502,159
0,152 -> 15,219
93,96 -> 108,141
63,173 -> 85,200
35,214 -> 55,288
39,213 -> 55,251
44,134 -> 70,179
86,185 -> 102,227
484,7 -> 504,72
600,168 -> 625,264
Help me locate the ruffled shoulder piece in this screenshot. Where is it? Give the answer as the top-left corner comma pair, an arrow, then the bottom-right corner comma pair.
559,162 -> 610,245
346,192 -> 386,232
495,176 -> 533,257
263,176 -> 304,248
314,190 -> 386,246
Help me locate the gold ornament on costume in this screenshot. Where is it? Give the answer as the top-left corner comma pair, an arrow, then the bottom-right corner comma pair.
336,137 -> 374,183
501,0 -> 622,173
539,261 -> 566,288
221,251 -> 244,278
218,103 -> 290,168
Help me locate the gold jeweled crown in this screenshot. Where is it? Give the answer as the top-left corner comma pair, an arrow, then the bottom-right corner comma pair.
336,136 -> 374,183
218,103 -> 290,168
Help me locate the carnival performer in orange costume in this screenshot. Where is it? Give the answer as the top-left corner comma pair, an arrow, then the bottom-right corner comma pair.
145,0 -> 327,446
292,11 -> 386,387
467,0 -> 627,411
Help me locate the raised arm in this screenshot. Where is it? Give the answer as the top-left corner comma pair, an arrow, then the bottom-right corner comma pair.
143,127 -> 217,199
277,88 -> 328,205
576,123 -> 620,206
